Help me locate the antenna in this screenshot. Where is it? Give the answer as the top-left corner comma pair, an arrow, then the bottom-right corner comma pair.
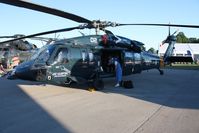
171,29 -> 179,36
79,31 -> 85,36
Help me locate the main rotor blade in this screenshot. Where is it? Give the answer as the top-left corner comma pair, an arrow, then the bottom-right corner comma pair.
118,23 -> 199,28
0,26 -> 80,45
0,0 -> 91,23
31,37 -> 56,41
0,34 -> 26,39
0,36 -> 14,38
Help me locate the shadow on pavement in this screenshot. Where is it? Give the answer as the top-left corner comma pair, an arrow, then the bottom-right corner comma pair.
0,78 -> 73,133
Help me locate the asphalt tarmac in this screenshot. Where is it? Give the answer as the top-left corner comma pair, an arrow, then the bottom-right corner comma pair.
0,69 -> 199,133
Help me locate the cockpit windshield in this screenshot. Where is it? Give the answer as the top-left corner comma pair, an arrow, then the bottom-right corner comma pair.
0,48 -> 9,58
31,44 -> 55,62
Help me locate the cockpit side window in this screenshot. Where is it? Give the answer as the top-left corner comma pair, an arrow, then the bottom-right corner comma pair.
80,49 -> 94,62
55,48 -> 69,64
81,50 -> 87,62
88,50 -> 94,62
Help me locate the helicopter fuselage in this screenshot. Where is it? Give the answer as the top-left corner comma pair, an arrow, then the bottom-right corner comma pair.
12,35 -> 162,88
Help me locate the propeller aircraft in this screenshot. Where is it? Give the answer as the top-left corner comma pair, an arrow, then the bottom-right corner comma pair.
0,0 -> 199,90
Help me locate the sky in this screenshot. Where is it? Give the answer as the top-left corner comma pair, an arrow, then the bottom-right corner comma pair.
0,0 -> 199,49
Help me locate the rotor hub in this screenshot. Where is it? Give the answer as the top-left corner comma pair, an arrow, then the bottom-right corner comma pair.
91,20 -> 118,28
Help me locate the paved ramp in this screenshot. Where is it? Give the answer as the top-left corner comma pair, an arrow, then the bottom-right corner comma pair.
0,69 -> 199,133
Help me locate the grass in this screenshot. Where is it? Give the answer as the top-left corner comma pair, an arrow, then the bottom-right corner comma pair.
164,63 -> 199,70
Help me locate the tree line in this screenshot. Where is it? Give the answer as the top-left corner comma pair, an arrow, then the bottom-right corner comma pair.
176,32 -> 199,43
144,32 -> 198,54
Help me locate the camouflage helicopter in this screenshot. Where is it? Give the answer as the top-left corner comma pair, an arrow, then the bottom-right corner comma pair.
0,34 -> 38,69
0,34 -> 58,69
0,0 -> 199,90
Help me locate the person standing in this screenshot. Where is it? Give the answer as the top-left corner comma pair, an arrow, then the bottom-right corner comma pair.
113,57 -> 122,87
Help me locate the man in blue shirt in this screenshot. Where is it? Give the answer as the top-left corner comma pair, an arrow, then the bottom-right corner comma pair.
109,57 -> 122,87
114,58 -> 122,87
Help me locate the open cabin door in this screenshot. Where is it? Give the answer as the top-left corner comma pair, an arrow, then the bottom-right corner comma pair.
100,49 -> 124,77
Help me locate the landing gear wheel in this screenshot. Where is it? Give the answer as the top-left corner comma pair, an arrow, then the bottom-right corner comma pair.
35,70 -> 45,81
92,79 -> 104,91
159,69 -> 164,75
63,78 -> 73,87
35,74 -> 43,81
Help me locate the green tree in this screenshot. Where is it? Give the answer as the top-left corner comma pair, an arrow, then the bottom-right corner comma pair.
176,32 -> 189,43
147,47 -> 155,53
189,37 -> 199,43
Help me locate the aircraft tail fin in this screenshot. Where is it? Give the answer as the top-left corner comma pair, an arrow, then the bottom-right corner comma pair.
161,29 -> 194,63
162,34 -> 177,63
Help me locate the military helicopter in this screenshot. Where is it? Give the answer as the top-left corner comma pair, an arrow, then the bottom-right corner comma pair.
0,34 -> 38,69
0,34 -> 57,69
0,0 -> 199,90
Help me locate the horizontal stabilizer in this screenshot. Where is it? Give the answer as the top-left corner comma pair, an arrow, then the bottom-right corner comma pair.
167,56 -> 193,62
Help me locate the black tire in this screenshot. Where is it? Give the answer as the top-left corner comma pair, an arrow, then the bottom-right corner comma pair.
92,79 -> 104,91
159,69 -> 164,75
